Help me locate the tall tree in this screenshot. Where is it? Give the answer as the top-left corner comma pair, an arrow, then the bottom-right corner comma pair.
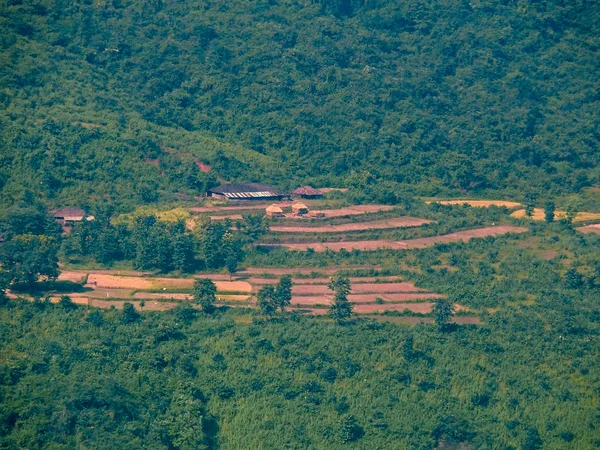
193,279 -> 217,314
257,284 -> 277,318
544,201 -> 555,223
274,275 -> 293,311
327,273 -> 353,324
565,198 -> 583,224
0,234 -> 60,290
524,192 -> 537,218
432,298 -> 455,331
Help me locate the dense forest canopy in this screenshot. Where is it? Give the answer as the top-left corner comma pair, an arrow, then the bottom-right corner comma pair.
1,0 -> 599,208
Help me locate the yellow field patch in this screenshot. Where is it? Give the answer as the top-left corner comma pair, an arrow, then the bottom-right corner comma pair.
113,207 -> 191,225
511,209 -> 600,223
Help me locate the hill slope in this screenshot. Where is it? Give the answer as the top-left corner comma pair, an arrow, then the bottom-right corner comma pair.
0,0 -> 599,208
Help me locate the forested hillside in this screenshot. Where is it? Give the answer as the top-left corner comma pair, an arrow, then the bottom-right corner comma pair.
1,0 -> 599,208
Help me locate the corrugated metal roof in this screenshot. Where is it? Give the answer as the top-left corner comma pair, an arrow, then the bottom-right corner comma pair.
210,183 -> 285,196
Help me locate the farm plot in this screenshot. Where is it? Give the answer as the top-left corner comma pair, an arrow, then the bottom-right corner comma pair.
428,200 -> 522,208
49,268 -> 464,320
249,276 -> 403,285
291,293 -> 444,306
511,208 -> 600,222
269,217 -> 432,233
578,224 -> 600,235
266,226 -> 528,252
295,204 -> 395,219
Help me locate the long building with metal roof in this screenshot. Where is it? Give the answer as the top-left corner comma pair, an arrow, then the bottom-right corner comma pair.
208,183 -> 288,200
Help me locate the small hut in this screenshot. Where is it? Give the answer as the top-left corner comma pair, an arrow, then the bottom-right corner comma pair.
293,186 -> 323,199
292,203 -> 309,215
51,208 -> 87,225
266,204 -> 284,218
310,210 -> 326,218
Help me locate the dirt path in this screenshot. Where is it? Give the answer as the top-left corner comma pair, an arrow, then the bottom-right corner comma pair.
265,226 -> 528,252
270,217 -> 432,233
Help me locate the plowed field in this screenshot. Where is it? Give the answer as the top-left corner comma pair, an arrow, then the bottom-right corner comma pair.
578,224 -> 600,235
270,217 -> 431,233
266,226 -> 528,252
428,200 -> 522,208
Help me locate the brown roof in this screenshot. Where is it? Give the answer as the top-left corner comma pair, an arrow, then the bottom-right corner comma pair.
52,208 -> 86,219
292,203 -> 309,210
293,186 -> 322,196
266,205 -> 284,213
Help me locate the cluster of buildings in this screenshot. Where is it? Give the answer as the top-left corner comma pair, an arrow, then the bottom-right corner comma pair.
208,183 -> 326,219
207,183 -> 323,201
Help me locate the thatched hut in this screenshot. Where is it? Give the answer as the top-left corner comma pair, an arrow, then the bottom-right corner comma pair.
265,204 -> 284,218
292,186 -> 323,199
291,203 -> 309,215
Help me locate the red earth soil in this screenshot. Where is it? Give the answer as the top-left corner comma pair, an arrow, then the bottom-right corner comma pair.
269,217 -> 432,233
242,266 -> 380,275
578,224 -> 600,235
268,226 -> 529,252
290,292 -> 444,305
354,303 -> 434,314
289,282 -> 425,295
293,204 -> 395,219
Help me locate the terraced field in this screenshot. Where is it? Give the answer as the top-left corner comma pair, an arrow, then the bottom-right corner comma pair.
49,269 -> 467,318
263,226 -> 529,252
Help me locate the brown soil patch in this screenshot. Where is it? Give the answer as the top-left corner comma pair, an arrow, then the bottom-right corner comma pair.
290,282 -> 424,296
58,271 -> 88,283
354,303 -> 434,314
248,276 -> 403,285
243,266 -> 379,275
86,274 -> 251,293
291,292 -> 444,305
395,226 -> 529,249
269,226 -> 528,252
429,200 -> 521,208
578,224 -> 600,235
270,217 -> 431,233
298,205 -> 395,219
318,188 -> 348,193
286,307 -> 328,315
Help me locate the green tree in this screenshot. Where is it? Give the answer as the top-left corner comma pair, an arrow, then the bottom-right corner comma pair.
0,234 -> 60,290
432,298 -> 455,331
193,279 -> 217,314
327,273 -> 353,324
257,284 -> 277,318
524,192 -> 537,218
274,275 -> 293,311
565,198 -> 583,224
161,384 -> 209,450
339,415 -> 364,443
239,213 -> 269,242
544,201 -> 555,223
121,302 -> 140,324
564,267 -> 583,289
59,295 -> 76,310
522,428 -> 543,450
